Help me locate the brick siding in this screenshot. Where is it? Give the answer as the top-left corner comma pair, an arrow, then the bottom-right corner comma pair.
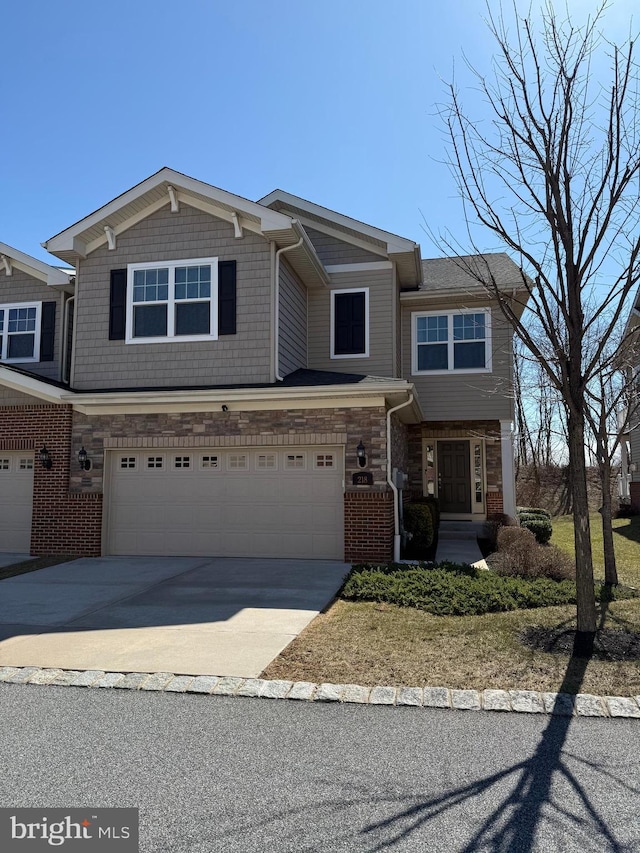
0,405 -> 102,556
344,491 -> 394,562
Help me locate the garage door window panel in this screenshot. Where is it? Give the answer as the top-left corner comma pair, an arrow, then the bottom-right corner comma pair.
201,455 -> 219,470
127,258 -> 217,344
147,456 -> 164,469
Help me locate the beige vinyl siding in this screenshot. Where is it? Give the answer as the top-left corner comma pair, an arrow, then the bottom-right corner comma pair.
72,204 -> 273,390
308,268 -> 395,377
0,268 -> 64,381
304,226 -> 383,265
279,258 -> 307,377
401,299 -> 514,421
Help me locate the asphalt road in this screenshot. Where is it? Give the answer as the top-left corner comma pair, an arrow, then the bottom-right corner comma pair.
0,684 -> 638,852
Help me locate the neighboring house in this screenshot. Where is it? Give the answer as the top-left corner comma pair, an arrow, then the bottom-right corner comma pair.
0,169 -> 528,561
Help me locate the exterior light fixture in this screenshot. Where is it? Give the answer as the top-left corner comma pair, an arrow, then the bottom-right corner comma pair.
78,446 -> 91,471
356,440 -> 367,468
39,446 -> 52,469
630,462 -> 637,473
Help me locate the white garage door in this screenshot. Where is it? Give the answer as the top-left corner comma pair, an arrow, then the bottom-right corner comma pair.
0,452 -> 34,552
107,446 -> 344,559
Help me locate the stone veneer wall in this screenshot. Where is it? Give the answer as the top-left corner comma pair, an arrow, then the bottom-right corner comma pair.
0,405 -> 102,556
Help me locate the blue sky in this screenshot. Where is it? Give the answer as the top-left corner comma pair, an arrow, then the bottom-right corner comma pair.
1,0 -> 632,265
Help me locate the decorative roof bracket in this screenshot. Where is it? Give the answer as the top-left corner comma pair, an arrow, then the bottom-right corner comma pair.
104,226 -> 116,251
231,211 -> 243,239
167,185 -> 179,213
0,254 -> 12,275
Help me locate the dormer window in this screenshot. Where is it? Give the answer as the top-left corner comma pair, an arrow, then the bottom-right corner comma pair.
126,258 -> 218,343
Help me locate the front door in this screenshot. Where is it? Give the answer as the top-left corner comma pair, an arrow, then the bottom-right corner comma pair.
437,441 -> 471,513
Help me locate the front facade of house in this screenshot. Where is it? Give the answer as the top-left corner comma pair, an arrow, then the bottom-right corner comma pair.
0,169 -> 527,561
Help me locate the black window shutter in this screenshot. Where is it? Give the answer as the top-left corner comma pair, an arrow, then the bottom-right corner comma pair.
109,269 -> 127,340
218,260 -> 237,335
334,292 -> 365,355
40,301 -> 57,361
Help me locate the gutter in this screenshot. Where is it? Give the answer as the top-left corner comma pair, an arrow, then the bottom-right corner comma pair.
386,392 -> 414,562
274,230 -> 304,381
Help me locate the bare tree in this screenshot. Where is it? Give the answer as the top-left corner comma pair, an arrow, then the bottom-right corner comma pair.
439,2 -> 640,636
584,331 -> 640,587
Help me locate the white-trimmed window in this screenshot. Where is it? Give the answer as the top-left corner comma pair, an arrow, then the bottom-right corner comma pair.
201,455 -> 219,469
412,309 -> 492,374
0,302 -> 41,362
331,288 -> 369,358
126,258 -> 218,344
120,457 -> 137,470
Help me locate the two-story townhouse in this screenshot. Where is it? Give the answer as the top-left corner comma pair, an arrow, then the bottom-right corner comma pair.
0,168 -> 528,562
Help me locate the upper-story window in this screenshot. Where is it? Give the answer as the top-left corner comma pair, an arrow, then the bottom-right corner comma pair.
331,288 -> 369,358
126,258 -> 218,343
412,309 -> 492,374
0,302 -> 41,362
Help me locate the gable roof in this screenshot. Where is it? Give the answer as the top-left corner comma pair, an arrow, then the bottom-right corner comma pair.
43,168 -> 328,288
0,242 -> 73,291
258,189 -> 422,287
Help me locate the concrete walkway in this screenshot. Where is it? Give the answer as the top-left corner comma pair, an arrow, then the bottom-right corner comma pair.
0,556 -> 348,678
0,553 -> 30,569
435,521 -> 488,568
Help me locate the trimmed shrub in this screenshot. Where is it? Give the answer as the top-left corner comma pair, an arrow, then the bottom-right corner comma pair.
403,503 -> 434,558
519,515 -> 553,544
342,561 -> 636,615
517,506 -> 552,520
342,562 -> 578,615
493,525 -> 573,580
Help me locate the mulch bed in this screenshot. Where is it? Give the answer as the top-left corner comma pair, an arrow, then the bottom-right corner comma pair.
521,626 -> 640,661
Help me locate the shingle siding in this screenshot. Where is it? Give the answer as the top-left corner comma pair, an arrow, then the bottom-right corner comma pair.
304,226 -> 383,265
401,299 -> 514,421
0,268 -> 64,381
308,268 -> 395,377
71,204 -> 273,389
278,258 -> 307,376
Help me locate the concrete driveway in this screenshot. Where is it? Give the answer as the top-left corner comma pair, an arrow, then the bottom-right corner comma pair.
0,557 -> 349,677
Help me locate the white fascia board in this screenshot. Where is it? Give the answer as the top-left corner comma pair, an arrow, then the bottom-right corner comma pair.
0,242 -> 71,288
45,168 -> 294,254
0,368 -> 67,404
258,189 -> 418,253
63,381 -> 421,418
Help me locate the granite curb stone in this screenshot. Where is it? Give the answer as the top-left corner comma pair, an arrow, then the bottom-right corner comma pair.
67,670 -> 105,688
2,667 -> 639,718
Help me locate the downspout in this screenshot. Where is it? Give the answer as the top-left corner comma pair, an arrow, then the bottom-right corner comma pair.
62,294 -> 75,384
274,229 -> 303,381
387,393 -> 414,561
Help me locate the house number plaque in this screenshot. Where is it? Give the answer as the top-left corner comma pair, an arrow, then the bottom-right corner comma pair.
352,471 -> 373,486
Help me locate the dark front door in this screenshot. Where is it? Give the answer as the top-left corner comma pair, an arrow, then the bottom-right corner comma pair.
437,441 -> 471,513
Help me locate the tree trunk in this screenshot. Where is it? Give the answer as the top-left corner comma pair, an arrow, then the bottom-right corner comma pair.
599,459 -> 619,587
567,408 -> 597,635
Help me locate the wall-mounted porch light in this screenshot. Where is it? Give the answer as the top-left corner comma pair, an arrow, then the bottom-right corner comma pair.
78,446 -> 91,471
356,440 -> 367,468
39,446 -> 52,470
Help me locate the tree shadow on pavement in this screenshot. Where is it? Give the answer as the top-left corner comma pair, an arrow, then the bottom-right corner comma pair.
218,600 -> 639,852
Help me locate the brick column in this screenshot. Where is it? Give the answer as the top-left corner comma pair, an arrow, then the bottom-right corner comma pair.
344,491 -> 394,562
0,405 -> 102,556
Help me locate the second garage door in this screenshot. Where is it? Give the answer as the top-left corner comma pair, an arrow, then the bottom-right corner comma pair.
106,446 -> 344,559
0,452 -> 34,552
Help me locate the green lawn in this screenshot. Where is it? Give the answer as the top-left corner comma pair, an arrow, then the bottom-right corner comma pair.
552,514 -> 640,588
